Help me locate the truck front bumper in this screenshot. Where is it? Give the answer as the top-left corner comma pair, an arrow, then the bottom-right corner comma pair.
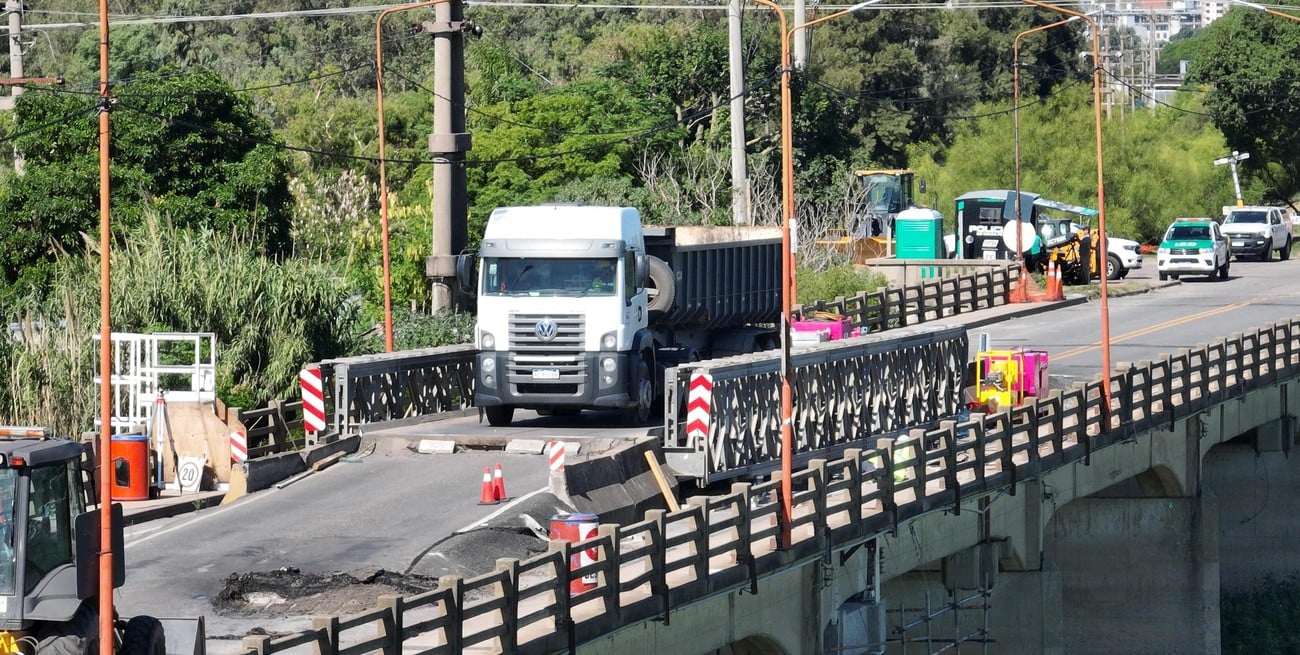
474,351 -> 633,409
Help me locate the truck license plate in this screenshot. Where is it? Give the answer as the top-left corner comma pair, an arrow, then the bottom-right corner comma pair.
982,252 -> 997,261
532,369 -> 560,380
1232,240 -> 1244,247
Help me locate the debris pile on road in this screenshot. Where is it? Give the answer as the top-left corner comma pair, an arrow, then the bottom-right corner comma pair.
212,566 -> 439,618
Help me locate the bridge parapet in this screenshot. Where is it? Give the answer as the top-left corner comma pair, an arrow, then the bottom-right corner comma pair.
234,315 -> 1300,655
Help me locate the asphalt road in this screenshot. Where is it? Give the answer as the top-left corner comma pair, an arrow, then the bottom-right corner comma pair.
118,447 -> 557,643
982,252 -> 1300,383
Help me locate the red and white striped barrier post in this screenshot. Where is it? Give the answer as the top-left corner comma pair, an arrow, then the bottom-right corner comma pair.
300,366 -> 327,437
230,431 -> 247,464
686,372 -> 713,444
548,441 -> 566,472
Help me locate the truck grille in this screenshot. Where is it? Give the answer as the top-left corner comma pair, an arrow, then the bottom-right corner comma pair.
1169,248 -> 1198,255
507,313 -> 586,392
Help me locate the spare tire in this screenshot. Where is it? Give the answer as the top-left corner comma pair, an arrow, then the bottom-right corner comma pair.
646,255 -> 676,317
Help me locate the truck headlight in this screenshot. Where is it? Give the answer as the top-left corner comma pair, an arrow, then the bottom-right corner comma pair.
481,358 -> 495,373
601,332 -> 617,350
1199,248 -> 1215,254
481,333 -> 495,350
483,374 -> 495,388
602,357 -> 616,372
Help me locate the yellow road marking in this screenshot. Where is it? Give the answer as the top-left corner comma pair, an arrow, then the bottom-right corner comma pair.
1053,299 -> 1254,361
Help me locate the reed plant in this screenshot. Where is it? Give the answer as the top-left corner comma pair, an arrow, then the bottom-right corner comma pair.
0,210 -> 363,435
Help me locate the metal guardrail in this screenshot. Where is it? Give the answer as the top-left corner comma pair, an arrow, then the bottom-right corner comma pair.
309,264 -> 1016,437
662,324 -> 968,483
316,345 -> 477,435
233,400 -> 305,459
237,318 -> 1300,655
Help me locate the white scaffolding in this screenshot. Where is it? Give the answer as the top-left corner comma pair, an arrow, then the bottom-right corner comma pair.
92,332 -> 217,433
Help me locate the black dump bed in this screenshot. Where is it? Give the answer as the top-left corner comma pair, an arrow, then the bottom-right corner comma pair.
644,225 -> 783,329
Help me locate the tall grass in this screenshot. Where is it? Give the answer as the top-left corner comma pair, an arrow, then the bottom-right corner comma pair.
0,211 -> 363,435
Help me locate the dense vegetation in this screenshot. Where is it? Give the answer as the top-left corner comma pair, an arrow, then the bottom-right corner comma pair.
0,1 -> 1295,431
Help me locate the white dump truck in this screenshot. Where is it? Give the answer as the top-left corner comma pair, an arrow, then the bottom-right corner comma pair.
455,205 -> 783,427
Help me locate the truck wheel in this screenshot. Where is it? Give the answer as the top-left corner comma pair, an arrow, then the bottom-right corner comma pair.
1106,254 -> 1123,281
121,616 -> 166,655
484,405 -> 514,427
645,256 -> 675,317
36,601 -> 98,655
623,356 -> 654,427
1158,272 -> 1168,281
1283,236 -> 1293,261
1219,259 -> 1230,279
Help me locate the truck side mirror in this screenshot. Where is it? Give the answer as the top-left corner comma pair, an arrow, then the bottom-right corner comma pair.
454,252 -> 477,295
918,180 -> 927,194
635,253 -> 649,288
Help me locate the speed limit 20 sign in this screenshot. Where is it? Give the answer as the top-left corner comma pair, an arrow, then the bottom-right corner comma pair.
177,456 -> 205,493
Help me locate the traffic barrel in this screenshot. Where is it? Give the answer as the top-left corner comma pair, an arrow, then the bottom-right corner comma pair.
550,513 -> 600,593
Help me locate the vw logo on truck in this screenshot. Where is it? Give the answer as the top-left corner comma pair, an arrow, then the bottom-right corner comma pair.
535,319 -> 558,342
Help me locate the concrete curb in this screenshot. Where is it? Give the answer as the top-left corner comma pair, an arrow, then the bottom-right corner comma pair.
122,492 -> 226,526
240,434 -> 362,494
550,437 -> 679,525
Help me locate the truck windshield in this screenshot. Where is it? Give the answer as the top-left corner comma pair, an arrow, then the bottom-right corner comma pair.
1225,211 -> 1266,224
0,469 -> 15,595
482,257 -> 619,297
1167,225 -> 1211,240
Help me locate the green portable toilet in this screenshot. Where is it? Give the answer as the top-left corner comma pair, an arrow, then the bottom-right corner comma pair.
894,207 -> 944,259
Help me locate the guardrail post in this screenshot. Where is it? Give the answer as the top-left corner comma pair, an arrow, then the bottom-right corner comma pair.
377,594 -> 403,655
437,575 -> 464,653
843,449 -> 863,526
937,422 -> 960,515
543,541 -> 573,647
309,616 -> 338,655
689,504 -> 710,594
729,482 -> 758,595
494,558 -> 520,653
875,438 -> 899,533
907,430 -> 927,513
809,459 -> 829,549
644,509 -> 670,624
597,525 -> 621,623
242,635 -> 271,655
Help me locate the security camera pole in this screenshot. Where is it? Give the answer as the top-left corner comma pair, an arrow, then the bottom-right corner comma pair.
1214,150 -> 1250,208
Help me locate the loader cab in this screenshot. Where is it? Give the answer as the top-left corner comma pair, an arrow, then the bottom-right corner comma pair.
0,427 -> 123,632
850,169 -> 916,238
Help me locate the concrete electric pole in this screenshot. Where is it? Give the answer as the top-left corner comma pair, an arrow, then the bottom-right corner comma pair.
1213,150 -> 1250,207
727,0 -> 750,225
423,1 -> 472,313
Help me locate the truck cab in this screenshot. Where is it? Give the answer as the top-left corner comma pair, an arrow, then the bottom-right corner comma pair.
1221,205 -> 1293,261
464,206 -> 655,427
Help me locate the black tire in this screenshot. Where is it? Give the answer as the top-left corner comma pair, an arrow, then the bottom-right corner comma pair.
1171,274 -> 1180,280
645,256 -> 676,317
1219,259 -> 1230,279
1262,245 -> 1273,261
35,601 -> 98,655
1158,272 -> 1168,281
484,405 -> 514,427
1106,254 -> 1123,281
1282,236 -> 1293,261
622,355 -> 654,427
120,616 -> 166,655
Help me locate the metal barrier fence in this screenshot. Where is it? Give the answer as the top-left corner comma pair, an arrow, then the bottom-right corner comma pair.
237,318 -> 1300,655
310,264 -> 1016,436
663,324 -> 968,483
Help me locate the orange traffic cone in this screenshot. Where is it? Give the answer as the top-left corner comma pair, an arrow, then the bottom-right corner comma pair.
478,467 -> 499,505
492,463 -> 507,501
1008,262 -> 1031,303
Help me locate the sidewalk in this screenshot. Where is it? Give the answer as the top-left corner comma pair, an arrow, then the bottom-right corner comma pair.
109,488 -> 228,526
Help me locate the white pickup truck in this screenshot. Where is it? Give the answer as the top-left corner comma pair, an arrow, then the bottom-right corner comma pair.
1221,205 -> 1293,261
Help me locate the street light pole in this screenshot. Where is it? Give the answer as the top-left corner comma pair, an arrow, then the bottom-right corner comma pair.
1014,17 -> 1078,234
1213,150 -> 1250,208
1018,0 -> 1113,422
750,0 -> 884,550
377,1 -> 446,353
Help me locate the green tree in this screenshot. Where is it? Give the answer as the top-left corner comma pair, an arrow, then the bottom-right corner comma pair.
908,85 -> 1228,244
1189,9 -> 1300,206
0,67 -> 292,299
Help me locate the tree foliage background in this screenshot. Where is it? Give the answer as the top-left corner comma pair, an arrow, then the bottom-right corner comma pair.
0,0 -> 1288,427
